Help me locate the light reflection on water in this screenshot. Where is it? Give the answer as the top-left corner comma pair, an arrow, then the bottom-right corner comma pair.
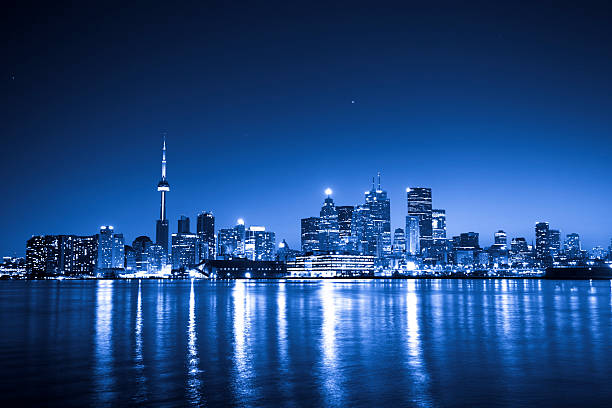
1,279 -> 612,407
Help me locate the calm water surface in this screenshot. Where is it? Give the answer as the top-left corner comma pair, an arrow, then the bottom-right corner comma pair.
1,279 -> 611,407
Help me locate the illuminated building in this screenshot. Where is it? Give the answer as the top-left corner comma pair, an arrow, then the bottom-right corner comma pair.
124,245 -> 136,272
337,205 -> 354,250
564,233 -> 581,259
318,188 -> 340,252
406,187 -> 433,251
432,209 -> 447,243
97,226 -> 114,269
196,211 -> 215,261
549,229 -> 561,258
155,136 -> 170,257
218,219 -> 246,258
26,234 -> 97,277
132,236 -> 152,272
301,217 -> 319,254
405,215 -> 420,256
351,204 -> 372,255
392,228 -> 406,256
286,253 -> 375,277
245,226 -> 276,261
171,216 -> 198,271
364,174 -> 391,258
535,222 -> 551,265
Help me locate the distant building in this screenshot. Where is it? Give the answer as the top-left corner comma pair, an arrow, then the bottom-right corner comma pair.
407,187 -> 433,252
26,235 -> 97,277
178,215 -> 190,234
245,226 -> 275,261
549,229 -> 561,258
590,246 -> 606,260
432,209 -> 447,243
535,222 -> 551,265
155,137 -> 170,258
393,228 -> 406,256
97,226 -> 125,275
301,217 -> 320,254
171,217 -> 198,271
318,189 -> 340,252
196,211 -> 215,261
510,237 -> 531,265
198,258 -> 286,279
124,245 -> 136,272
337,205 -> 354,250
218,219 -> 246,258
364,175 -> 391,258
405,215 -> 420,256
564,233 -> 581,259
287,253 -> 375,277
132,236 -> 152,272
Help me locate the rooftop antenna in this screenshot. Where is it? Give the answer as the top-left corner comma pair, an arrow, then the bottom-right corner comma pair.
378,172 -> 381,190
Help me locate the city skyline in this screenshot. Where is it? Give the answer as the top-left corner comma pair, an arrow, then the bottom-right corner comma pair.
4,2 -> 612,255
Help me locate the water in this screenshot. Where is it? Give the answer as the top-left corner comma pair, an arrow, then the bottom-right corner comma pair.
1,279 -> 611,407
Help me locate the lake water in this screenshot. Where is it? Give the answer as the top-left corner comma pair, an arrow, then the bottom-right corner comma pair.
0,279 -> 611,407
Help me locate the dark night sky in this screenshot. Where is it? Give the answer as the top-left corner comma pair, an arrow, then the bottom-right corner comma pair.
2,1 -> 612,255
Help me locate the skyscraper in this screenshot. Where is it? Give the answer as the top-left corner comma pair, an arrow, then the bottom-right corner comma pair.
548,229 -> 561,258
301,217 -> 319,254
171,232 -> 198,271
155,136 -> 170,257
405,215 -> 420,256
337,205 -> 354,250
318,189 -> 340,252
112,233 -> 125,269
406,187 -> 433,252
564,233 -> 581,259
178,215 -> 190,234
432,209 -> 447,243
217,219 -> 246,258
132,236 -> 152,272
494,230 -> 507,246
364,175 -> 391,258
535,222 -> 551,265
245,226 -> 276,261
393,228 -> 406,256
97,226 -> 114,269
26,235 -> 97,277
197,211 -> 215,261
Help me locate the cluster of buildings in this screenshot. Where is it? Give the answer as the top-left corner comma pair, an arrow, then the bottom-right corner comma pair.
10,139 -> 612,279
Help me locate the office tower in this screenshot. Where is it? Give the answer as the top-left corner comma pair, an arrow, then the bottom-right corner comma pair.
147,244 -> 166,273
393,228 -> 406,256
318,189 -> 340,252
351,204 -> 372,255
132,236 -> 152,272
156,136 -> 170,255
406,187 -> 433,251
124,245 -> 136,272
97,226 -> 115,269
197,211 -> 215,260
218,219 -> 246,258
458,232 -> 479,249
564,233 -> 581,259
171,232 -> 198,271
510,237 -> 531,265
548,229 -> 561,258
245,226 -> 276,261
178,215 -> 190,234
301,217 -> 319,254
590,246 -> 606,260
405,215 -> 420,256
364,175 -> 391,258
26,235 -> 97,277
494,230 -> 507,246
112,233 -> 125,269
432,209 -> 447,243
535,222 -> 551,264
337,205 -> 354,250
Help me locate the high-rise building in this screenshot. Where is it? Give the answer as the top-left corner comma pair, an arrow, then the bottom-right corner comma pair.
432,209 -> 447,243
178,215 -> 190,234
124,245 -> 136,272
132,236 -> 152,272
535,222 -> 551,265
494,230 -> 507,246
97,226 -> 115,269
318,189 -> 340,252
301,217 -> 319,254
196,212 -> 215,261
564,233 -> 581,259
393,228 -> 406,256
405,215 -> 420,256
458,232 -> 480,249
510,237 -> 531,265
337,205 -> 354,250
489,230 -> 509,266
112,233 -> 125,269
171,232 -> 198,271
406,187 -> 433,251
364,175 -> 391,258
26,235 -> 97,277
245,226 -> 276,261
156,136 -> 170,257
351,204 -> 372,255
217,219 -> 246,258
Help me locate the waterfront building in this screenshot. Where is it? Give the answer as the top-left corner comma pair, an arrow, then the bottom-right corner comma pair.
535,222 -> 551,265
564,233 -> 581,259
276,240 -> 301,262
0,257 -> 26,276
337,205 -> 354,250
364,175 -> 391,258
26,234 -> 98,277
351,204 -> 373,255
318,189 -> 340,252
287,253 -> 375,277
510,237 -> 531,265
393,228 -> 406,256
590,246 -> 606,260
155,136 -> 170,257
171,218 -> 198,271
196,211 -> 215,261
198,258 -> 286,278
132,236 -> 152,272
432,209 -> 447,243
112,233 -> 125,269
405,215 -> 420,256
97,226 -> 114,269
301,217 -> 319,254
218,219 -> 247,258
489,230 -> 509,266
407,187 -> 433,251
124,245 -> 136,272
245,226 -> 276,261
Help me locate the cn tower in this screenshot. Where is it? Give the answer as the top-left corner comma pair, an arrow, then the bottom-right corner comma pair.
155,136 -> 170,254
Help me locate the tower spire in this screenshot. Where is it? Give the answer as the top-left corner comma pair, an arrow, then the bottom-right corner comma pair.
372,176 -> 375,190
378,172 -> 381,190
161,134 -> 167,180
